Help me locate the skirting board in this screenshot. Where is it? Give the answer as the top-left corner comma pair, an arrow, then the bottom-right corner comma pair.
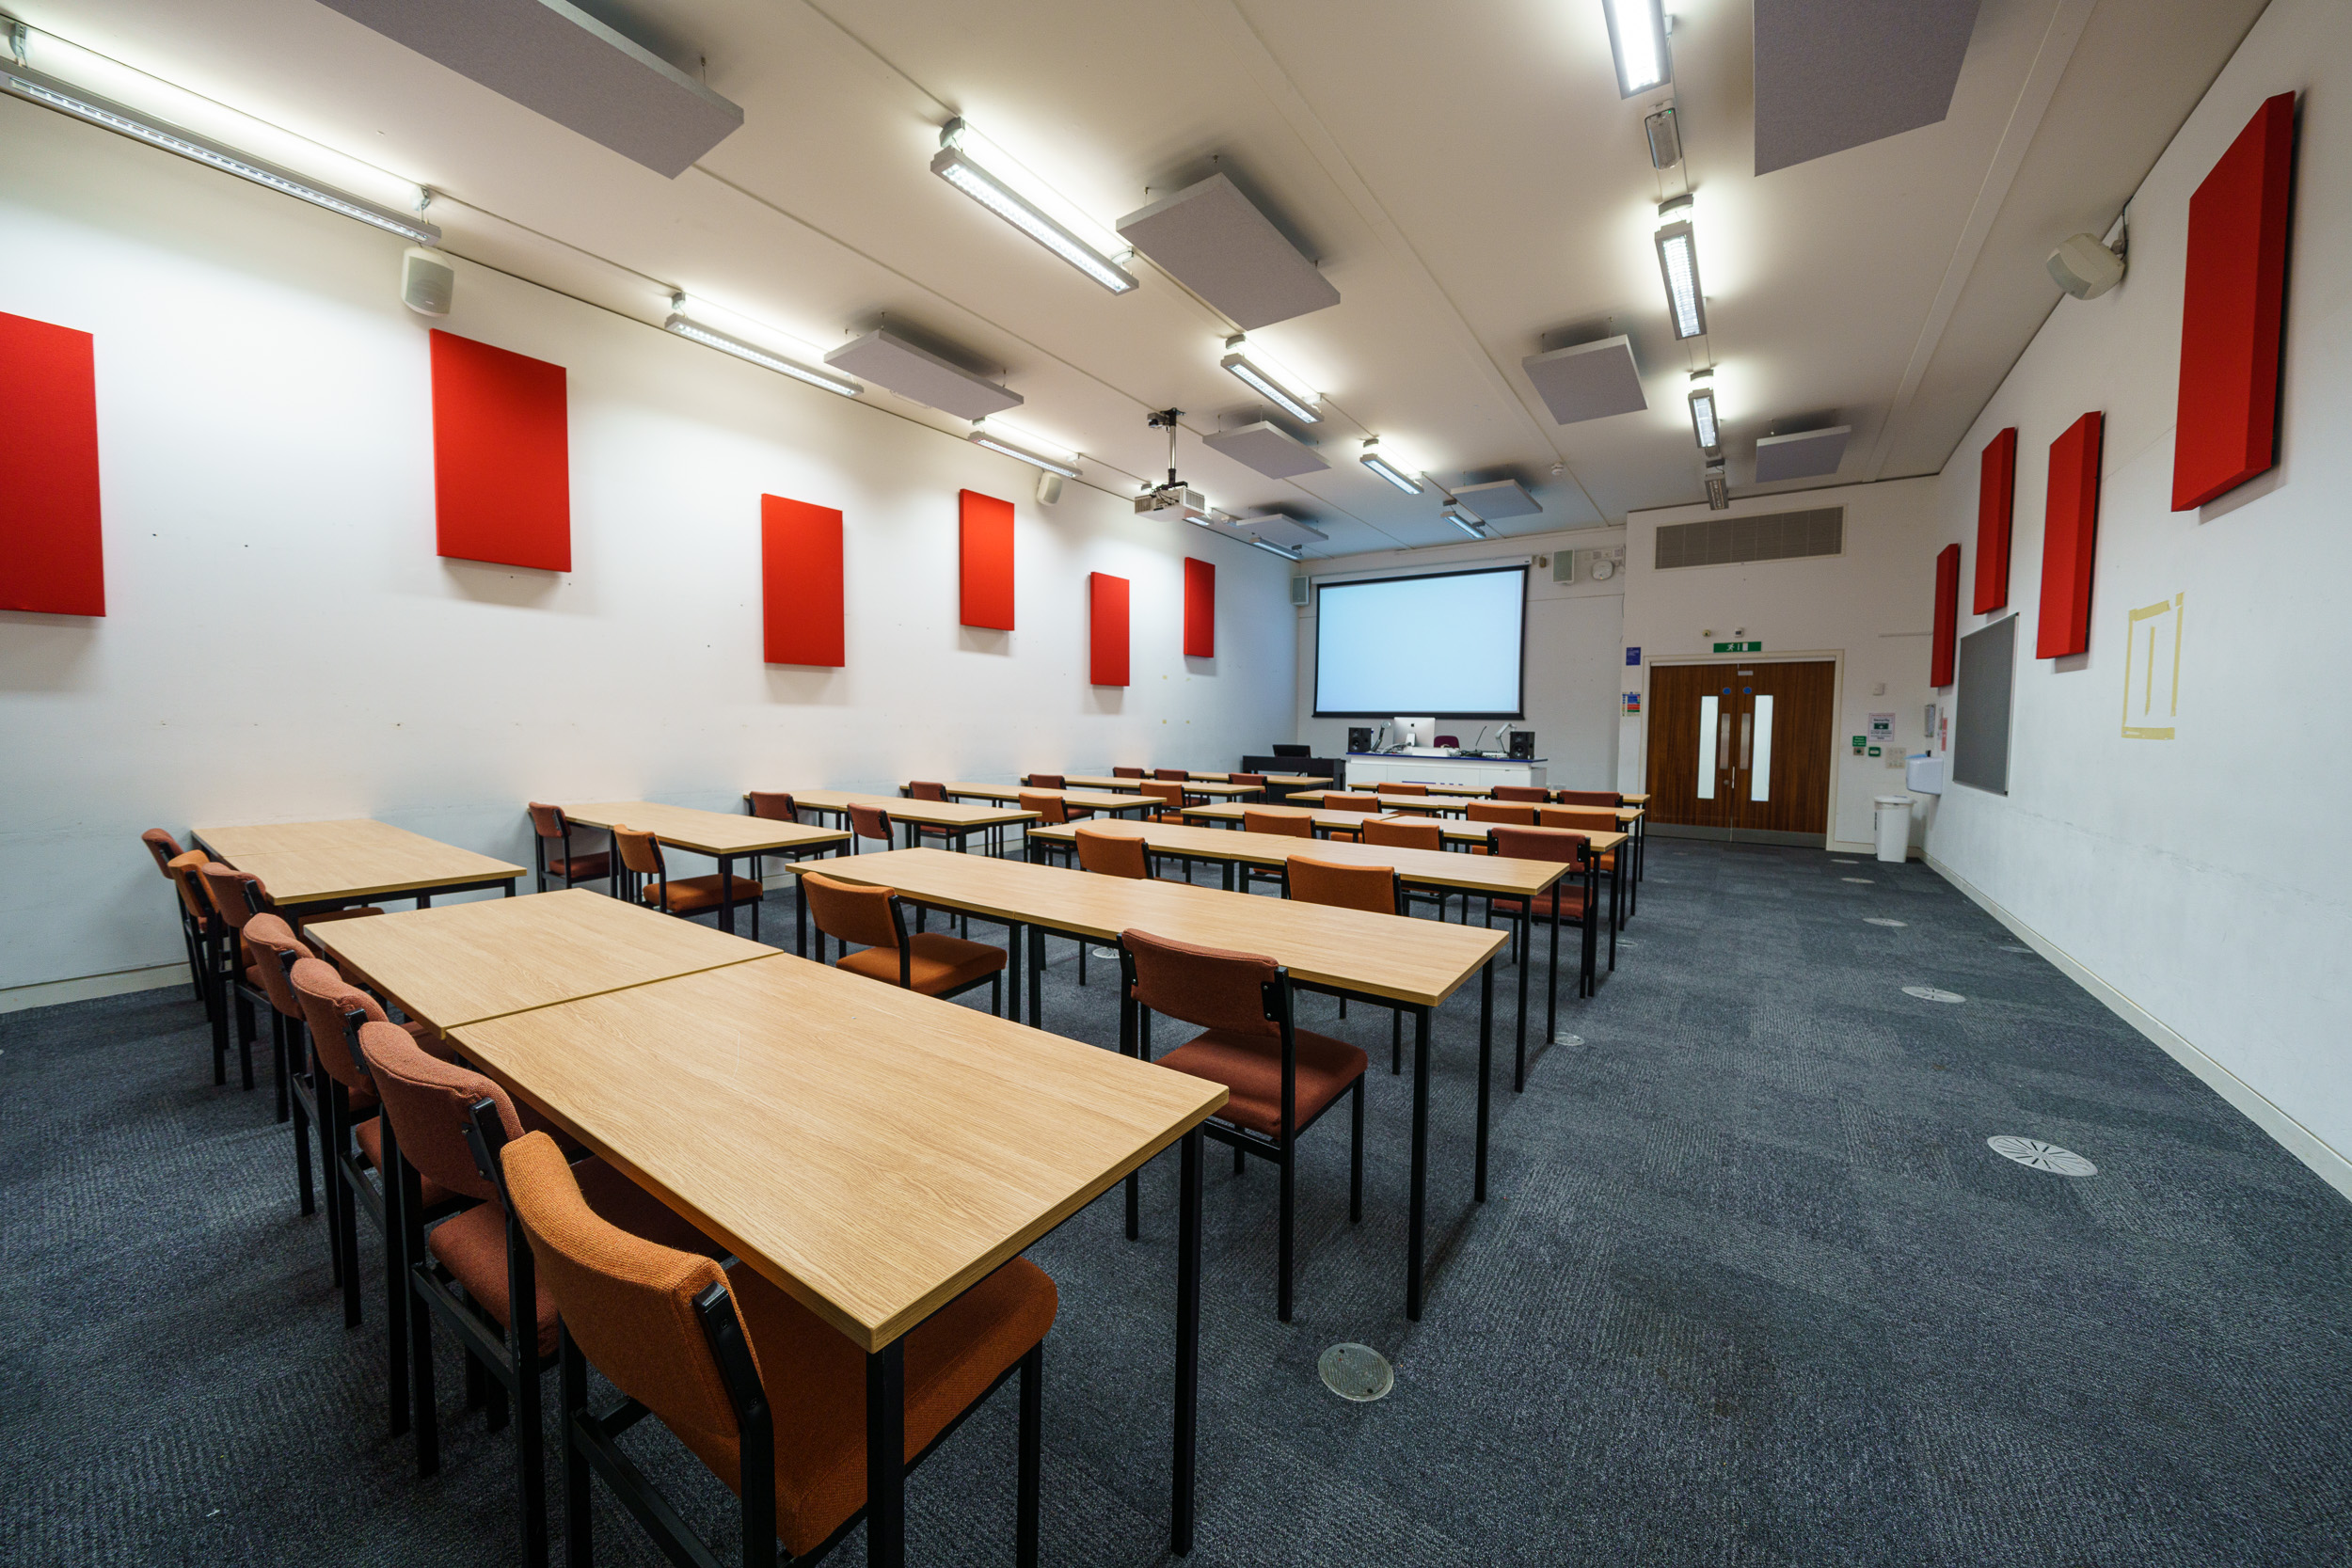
1,960 -> 186,1015
1927,850 -> 2352,1203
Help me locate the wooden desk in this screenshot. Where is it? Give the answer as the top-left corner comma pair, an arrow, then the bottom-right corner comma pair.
560,802 -> 848,936
1178,801 -> 1381,836
1284,788 -> 1469,816
788,847 -> 1503,1322
938,783 -> 1152,817
193,818 -> 524,912
312,887 -> 771,1031
452,955 -> 1226,1560
1058,773 -> 1144,792
785,790 -> 1036,856
1058,775 -> 1263,803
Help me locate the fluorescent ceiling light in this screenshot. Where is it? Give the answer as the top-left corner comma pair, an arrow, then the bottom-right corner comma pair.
1218,338 -> 1319,423
1,63 -> 439,245
1359,441 -> 1424,496
1687,385 -> 1722,457
931,121 -> 1136,294
664,313 -> 859,397
1602,0 -> 1671,97
1247,537 -> 1304,562
969,423 -> 1080,478
1654,217 -> 1708,340
1441,504 -> 1489,537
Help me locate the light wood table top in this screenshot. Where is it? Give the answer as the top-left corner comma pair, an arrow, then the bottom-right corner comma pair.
940,783 -> 1149,815
1056,773 -> 1144,791
1285,788 -> 1468,815
1624,792 -> 1650,804
192,818 -> 525,906
561,800 -> 848,857
1057,774 -> 1260,798
786,790 -> 1036,829
1027,819 -> 1568,898
311,887 -> 773,1030
1391,816 -> 1632,853
1261,773 -> 1327,786
451,955 -> 1226,1352
1179,801 -> 1383,834
794,847 -> 1503,1007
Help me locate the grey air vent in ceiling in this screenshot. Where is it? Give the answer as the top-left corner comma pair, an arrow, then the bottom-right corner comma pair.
1521,337 -> 1647,425
1754,424 -> 1851,482
1753,0 -> 1981,175
1453,479 -> 1541,519
822,330 -> 1021,419
1202,420 -> 1329,479
316,0 -> 743,178
1116,174 -> 1341,329
1655,507 -> 1844,569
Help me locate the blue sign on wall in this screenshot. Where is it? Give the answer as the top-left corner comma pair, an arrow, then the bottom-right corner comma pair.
1625,646 -> 1642,665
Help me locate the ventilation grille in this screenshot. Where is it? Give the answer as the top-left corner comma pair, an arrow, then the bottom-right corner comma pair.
1656,507 -> 1843,569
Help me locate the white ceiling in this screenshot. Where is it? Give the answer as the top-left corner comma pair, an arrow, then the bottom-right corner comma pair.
14,0 -> 2268,556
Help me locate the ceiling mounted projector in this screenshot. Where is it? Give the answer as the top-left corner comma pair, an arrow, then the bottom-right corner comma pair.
2046,232 -> 2126,299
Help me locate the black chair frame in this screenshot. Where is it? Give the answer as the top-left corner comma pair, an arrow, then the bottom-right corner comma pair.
531,807 -> 610,894
814,889 -> 1002,1016
616,833 -> 763,942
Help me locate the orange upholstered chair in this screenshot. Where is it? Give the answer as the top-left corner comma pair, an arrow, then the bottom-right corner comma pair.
1383,782 -> 1429,796
359,1025 -> 722,1566
1492,784 -> 1550,803
1315,793 -> 1380,844
901,781 -> 968,842
161,847 -> 231,1075
525,803 -> 610,894
612,826 -> 763,941
1023,772 -> 1065,788
1487,825 -> 1598,1083
1112,765 -> 1147,779
1153,768 -> 1189,782
1243,809 -> 1312,839
1284,854 -> 1411,1068
1228,772 -> 1268,803
1074,825 -> 1150,879
745,790 -> 822,882
799,871 -> 1005,1011
1119,928 -> 1365,1321
142,831 -> 210,1006
1555,789 -> 1622,808
1464,800 -> 1537,853
239,913 -> 332,1190
1137,782 -> 1201,879
1017,791 -> 1077,870
198,860 -> 381,1096
1361,816 -> 1454,924
502,1129 -> 1055,1568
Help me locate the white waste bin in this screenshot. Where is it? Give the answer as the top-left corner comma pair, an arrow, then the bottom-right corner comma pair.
1872,796 -> 1915,863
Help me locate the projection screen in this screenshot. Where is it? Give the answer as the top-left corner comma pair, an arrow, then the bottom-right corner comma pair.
1312,565 -> 1528,717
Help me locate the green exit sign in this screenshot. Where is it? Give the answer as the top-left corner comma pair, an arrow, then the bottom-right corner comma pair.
1712,640 -> 1762,653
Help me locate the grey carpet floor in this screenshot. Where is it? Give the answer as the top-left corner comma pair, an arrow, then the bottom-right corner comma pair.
6,840 -> 2350,1566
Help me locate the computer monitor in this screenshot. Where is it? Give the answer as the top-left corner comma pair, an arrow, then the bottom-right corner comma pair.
1395,717 -> 1435,748
1271,743 -> 1310,757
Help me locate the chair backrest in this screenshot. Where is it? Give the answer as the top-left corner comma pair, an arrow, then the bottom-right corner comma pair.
502,1131 -> 745,1483
1112,767 -> 1146,779
846,802 -> 894,845
1074,827 -> 1149,879
141,829 -> 184,878
1229,773 -> 1267,788
1383,783 -> 1428,796
1284,855 -> 1396,916
1492,785 -> 1550,803
746,791 -> 797,822
360,1017 -> 520,1202
799,871 -> 902,952
612,825 -> 666,879
289,956 -> 393,1094
526,802 -> 570,842
1361,816 -> 1441,851
241,913 -> 310,1020
198,862 -> 265,928
1322,793 -> 1380,815
1539,806 -> 1617,836
1120,927 -> 1280,1037
1152,768 -> 1186,782
1141,781 -> 1185,810
1242,809 -> 1313,839
908,781 -> 947,801
1018,790 -> 1070,826
1025,773 -> 1065,789
1467,800 -> 1537,826
1554,790 -> 1622,808
1488,825 -> 1589,866
165,849 -> 213,922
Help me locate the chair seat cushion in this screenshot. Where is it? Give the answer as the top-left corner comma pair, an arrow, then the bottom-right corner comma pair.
427,1157 -> 723,1355
548,851 -> 611,879
644,876 -> 763,915
836,933 -> 1006,997
723,1257 -> 1057,1559
1156,1026 -> 1367,1138
1491,886 -> 1591,922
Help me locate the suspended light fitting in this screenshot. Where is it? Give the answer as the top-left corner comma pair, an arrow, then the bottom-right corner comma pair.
930,119 -> 1137,294
664,307 -> 860,397
1359,439 -> 1424,496
1653,195 -> 1708,340
1217,336 -> 1320,423
1601,0 -> 1672,97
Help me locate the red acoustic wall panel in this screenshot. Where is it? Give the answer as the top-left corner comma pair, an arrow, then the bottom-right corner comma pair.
1972,427 -> 2017,614
0,311 -> 104,615
1930,544 -> 1961,688
2172,91 -> 2296,511
2038,412 -> 2105,658
1183,557 -> 1215,657
959,489 -> 1015,629
430,329 -> 570,570
761,496 -> 844,666
1089,572 -> 1130,686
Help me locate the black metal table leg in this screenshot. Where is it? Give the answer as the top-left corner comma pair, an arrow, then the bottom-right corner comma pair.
718,854 -> 736,935
866,1339 -> 906,1568
1476,959 -> 1493,1202
1027,925 -> 1044,1029
1516,905 -> 1531,1092
1006,921 -> 1023,1022
796,874 -> 808,959
1407,1004 -> 1431,1321
1546,880 -> 1560,1053
1172,1126 -> 1202,1555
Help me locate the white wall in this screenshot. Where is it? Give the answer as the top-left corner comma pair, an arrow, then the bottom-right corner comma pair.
1922,0 -> 2352,1184
1621,478 -> 1943,850
0,97 -> 1295,998
1287,528 -> 1627,790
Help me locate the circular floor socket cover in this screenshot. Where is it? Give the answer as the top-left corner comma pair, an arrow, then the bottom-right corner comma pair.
1865,917 -> 1908,927
1554,1033 -> 1583,1048
1841,877 -> 1875,884
1834,859 -> 1857,864
1987,1135 -> 2097,1177
1089,947 -> 1119,960
1902,986 -> 1964,1003
1318,1343 -> 1393,1402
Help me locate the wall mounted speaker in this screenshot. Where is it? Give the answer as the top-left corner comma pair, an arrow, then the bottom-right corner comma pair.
1289,576 -> 1311,606
402,246 -> 454,317
1348,726 -> 1374,752
1508,730 -> 1535,759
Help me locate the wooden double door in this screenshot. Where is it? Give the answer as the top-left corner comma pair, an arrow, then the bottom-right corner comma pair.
1645,659 -> 1836,841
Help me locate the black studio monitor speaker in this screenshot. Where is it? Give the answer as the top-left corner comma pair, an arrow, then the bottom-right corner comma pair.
1508,730 -> 1534,759
1347,726 -> 1374,752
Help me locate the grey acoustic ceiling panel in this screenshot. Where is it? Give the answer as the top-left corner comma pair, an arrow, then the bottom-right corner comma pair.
1232,513 -> 1328,549
1453,479 -> 1541,519
1754,425 -> 1851,482
1753,0 -> 1981,175
1116,175 -> 1340,329
316,0 -> 743,177
1202,420 -> 1329,480
1522,337 -> 1646,425
822,330 -> 1021,419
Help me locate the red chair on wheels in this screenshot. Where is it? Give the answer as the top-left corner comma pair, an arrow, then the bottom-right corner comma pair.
799,871 -> 1006,1013
1486,825 -> 1598,1088
1119,927 -> 1366,1322
611,826 -> 765,941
